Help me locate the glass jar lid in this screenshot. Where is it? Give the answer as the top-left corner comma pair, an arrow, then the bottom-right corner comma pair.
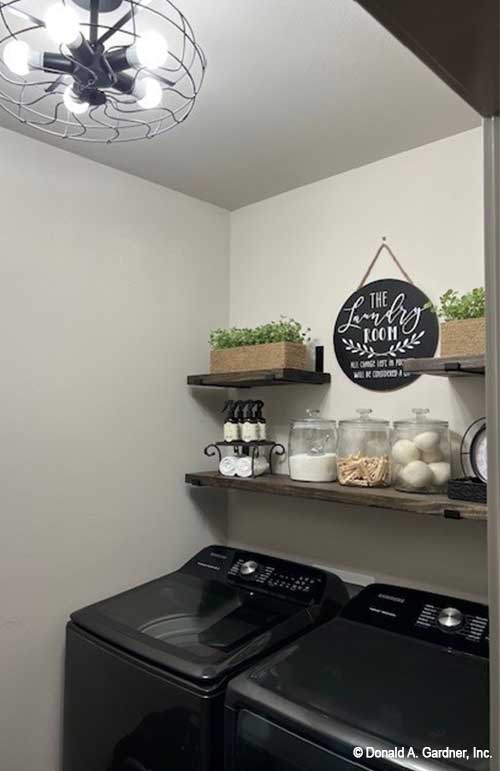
339,408 -> 389,429
291,409 -> 336,429
393,408 -> 448,429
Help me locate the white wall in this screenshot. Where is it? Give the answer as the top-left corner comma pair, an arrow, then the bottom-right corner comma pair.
0,128 -> 230,771
0,124 -> 487,771
229,128 -> 487,601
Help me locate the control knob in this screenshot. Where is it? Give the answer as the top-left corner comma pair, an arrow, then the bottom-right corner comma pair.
240,560 -> 259,576
438,607 -> 464,630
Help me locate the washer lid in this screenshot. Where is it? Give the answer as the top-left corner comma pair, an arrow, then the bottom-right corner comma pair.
235,585 -> 489,770
72,571 -> 299,683
70,546 -> 341,684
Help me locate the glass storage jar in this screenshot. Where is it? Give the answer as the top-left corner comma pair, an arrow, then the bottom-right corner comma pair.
392,408 -> 451,493
337,409 -> 391,487
288,410 -> 337,482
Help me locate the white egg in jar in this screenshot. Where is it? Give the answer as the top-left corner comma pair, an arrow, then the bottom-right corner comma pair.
422,447 -> 443,464
392,409 -> 450,493
429,462 -> 451,487
400,460 -> 435,490
392,439 -> 420,466
414,431 -> 441,451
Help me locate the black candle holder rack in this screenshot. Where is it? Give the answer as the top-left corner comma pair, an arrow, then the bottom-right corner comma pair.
204,440 -> 286,477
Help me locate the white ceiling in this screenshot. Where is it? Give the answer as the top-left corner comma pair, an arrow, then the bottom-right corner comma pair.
0,0 -> 480,210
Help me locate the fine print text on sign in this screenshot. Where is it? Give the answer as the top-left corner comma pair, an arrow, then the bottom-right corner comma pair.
333,278 -> 439,392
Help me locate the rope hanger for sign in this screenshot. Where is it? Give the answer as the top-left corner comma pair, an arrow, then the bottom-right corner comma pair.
358,238 -> 415,289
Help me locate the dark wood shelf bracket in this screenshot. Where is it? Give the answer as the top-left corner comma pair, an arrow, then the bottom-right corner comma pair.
404,355 -> 485,378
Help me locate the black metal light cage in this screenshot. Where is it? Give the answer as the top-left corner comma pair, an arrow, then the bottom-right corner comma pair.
0,0 -> 206,142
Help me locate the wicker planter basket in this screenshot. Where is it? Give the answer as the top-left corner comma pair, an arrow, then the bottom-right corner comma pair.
210,341 -> 308,374
440,318 -> 486,357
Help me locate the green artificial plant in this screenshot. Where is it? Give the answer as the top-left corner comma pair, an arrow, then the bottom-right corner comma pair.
427,288 -> 485,322
209,316 -> 311,350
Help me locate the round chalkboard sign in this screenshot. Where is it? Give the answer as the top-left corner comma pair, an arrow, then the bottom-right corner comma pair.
333,279 -> 439,391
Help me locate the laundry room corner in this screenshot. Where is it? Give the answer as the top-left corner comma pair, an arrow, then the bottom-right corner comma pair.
227,128 -> 488,601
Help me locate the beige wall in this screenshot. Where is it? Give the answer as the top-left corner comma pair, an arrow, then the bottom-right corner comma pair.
228,128 -> 487,602
0,124 -> 487,771
0,128 -> 230,771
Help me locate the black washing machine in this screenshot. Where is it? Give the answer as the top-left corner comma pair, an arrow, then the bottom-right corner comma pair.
63,545 -> 348,771
226,582 -> 489,771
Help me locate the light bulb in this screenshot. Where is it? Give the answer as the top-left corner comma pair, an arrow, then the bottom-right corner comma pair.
127,31 -> 168,70
63,85 -> 88,114
135,76 -> 162,109
3,40 -> 30,75
3,40 -> 43,75
45,4 -> 81,46
136,31 -> 168,69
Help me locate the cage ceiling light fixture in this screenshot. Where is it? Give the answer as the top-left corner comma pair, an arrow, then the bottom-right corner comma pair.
0,0 -> 206,142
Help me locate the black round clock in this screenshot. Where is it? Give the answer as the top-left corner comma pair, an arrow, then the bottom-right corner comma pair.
470,423 -> 487,483
461,419 -> 487,483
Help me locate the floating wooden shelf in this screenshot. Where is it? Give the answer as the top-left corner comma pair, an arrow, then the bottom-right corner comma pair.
404,355 -> 485,378
187,369 -> 331,388
185,472 -> 486,522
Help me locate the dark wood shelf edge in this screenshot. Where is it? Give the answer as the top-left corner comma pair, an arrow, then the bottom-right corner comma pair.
187,369 -> 332,388
355,0 -> 499,117
404,355 -> 485,378
185,472 -> 487,522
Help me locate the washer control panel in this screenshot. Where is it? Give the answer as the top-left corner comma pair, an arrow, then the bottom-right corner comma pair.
437,607 -> 464,629
416,602 -> 487,645
240,560 -> 258,576
342,583 -> 489,658
228,552 -> 326,604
